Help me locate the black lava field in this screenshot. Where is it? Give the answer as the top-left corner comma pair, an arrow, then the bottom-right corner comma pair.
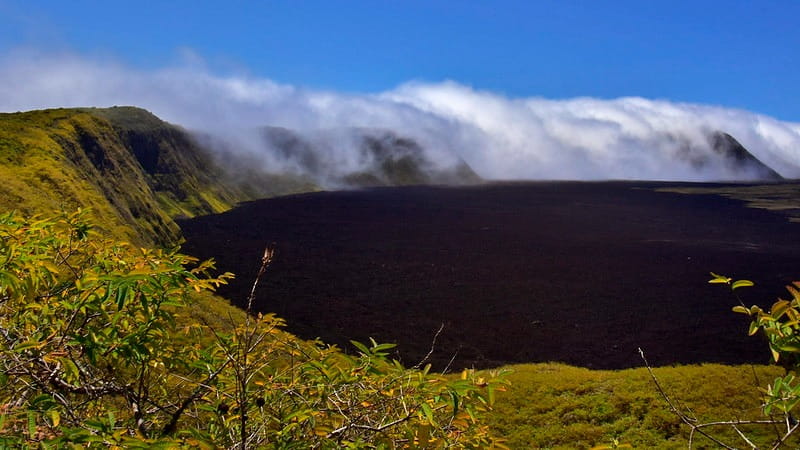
178,181 -> 800,370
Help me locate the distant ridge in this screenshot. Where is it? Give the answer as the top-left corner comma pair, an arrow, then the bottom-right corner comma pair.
259,125 -> 481,187
0,106 -> 482,245
708,131 -> 783,180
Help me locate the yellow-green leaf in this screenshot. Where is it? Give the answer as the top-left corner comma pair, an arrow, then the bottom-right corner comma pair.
732,279 -> 754,290
732,305 -> 749,314
50,410 -> 60,428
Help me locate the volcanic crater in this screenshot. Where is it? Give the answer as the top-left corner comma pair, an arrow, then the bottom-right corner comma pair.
178,181 -> 800,370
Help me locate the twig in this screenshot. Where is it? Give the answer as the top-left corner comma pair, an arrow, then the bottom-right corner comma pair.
752,364 -> 783,441
732,424 -> 758,449
771,421 -> 800,450
413,323 -> 444,369
639,348 -> 738,449
441,347 -> 461,375
160,359 -> 233,436
246,245 -> 275,314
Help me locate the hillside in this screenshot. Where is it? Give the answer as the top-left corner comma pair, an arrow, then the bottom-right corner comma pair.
0,107 -> 247,245
707,131 -> 783,180
1,108 -> 173,244
0,107 -> 483,246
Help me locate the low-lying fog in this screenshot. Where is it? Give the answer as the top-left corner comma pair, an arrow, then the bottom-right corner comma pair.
2,51 -> 799,184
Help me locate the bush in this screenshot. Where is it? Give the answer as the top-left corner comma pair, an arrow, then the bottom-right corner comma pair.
644,273 -> 800,448
714,273 -> 800,446
0,211 -> 507,448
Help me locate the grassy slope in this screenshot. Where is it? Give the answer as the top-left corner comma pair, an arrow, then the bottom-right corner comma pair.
1,107 -> 794,447
0,108 -> 171,243
482,363 -> 794,449
0,106 -> 250,330
0,106 -> 319,329
87,107 -> 244,220
0,106 -> 309,247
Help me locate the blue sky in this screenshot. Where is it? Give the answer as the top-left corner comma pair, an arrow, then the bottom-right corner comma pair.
1,0 -> 799,121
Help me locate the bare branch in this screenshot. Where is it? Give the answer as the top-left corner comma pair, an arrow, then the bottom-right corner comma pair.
413,323 -> 444,369
639,348 -> 738,449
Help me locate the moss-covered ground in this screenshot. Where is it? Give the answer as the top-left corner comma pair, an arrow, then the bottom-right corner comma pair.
479,362 -> 794,448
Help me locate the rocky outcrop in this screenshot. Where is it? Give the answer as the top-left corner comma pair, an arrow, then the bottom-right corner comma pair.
708,131 -> 783,180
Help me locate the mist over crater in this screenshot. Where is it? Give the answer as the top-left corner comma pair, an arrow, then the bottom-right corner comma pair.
1,52 -> 798,184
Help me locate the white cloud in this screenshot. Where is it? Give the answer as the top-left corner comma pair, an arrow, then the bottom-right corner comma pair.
2,50 -> 799,181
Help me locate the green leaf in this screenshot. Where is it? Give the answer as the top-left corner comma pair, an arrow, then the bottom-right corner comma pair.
732,305 -> 749,314
420,402 -> 436,425
732,279 -> 754,290
771,300 -> 792,319
14,340 -> 43,352
708,272 -> 731,284
116,284 -> 129,309
350,340 -> 371,355
140,293 -> 149,312
59,357 -> 80,381
50,410 -> 60,428
27,410 -> 36,439
371,342 -> 397,352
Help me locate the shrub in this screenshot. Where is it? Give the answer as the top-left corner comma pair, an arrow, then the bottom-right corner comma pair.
642,273 -> 800,448
715,273 -> 800,446
0,211 -> 507,448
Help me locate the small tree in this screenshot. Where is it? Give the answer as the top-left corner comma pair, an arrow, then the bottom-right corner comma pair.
0,210 -> 232,445
0,211 -> 507,448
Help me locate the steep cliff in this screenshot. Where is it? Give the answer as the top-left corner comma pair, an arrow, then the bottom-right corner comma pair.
0,107 -> 255,245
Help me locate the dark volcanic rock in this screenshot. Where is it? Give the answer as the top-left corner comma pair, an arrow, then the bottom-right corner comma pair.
178,181 -> 800,370
709,131 -> 783,180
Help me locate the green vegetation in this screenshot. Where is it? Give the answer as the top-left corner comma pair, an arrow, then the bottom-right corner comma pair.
85,107 -> 244,221
481,363 -> 787,448
0,108 -> 164,244
0,211 -> 507,447
703,273 -> 800,446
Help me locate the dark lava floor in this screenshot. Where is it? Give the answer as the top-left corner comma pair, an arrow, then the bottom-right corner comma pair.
178,181 -> 800,370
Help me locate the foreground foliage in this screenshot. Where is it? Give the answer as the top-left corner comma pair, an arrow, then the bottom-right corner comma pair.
481,362 -> 785,449
687,273 -> 800,448
0,211 -> 506,448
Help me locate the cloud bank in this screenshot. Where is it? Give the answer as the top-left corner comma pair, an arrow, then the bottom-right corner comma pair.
2,50 -> 799,181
